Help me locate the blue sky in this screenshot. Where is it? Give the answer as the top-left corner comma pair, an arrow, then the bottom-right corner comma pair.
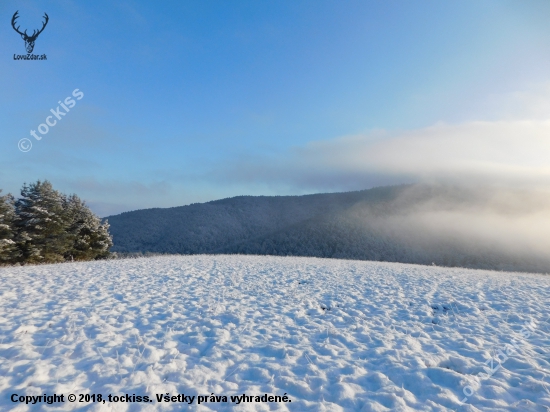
2,0 -> 550,216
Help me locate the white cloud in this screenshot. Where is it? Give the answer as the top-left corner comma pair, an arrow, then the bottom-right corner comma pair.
214,119 -> 550,191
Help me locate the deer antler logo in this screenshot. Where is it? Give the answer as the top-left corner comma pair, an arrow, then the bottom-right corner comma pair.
11,11 -> 49,54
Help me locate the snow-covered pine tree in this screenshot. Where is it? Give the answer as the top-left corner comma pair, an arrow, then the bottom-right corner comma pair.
14,181 -> 70,263
64,194 -> 113,261
0,190 -> 18,264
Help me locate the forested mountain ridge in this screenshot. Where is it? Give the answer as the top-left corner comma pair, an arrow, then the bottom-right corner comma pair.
106,184 -> 550,273
107,185 -> 402,254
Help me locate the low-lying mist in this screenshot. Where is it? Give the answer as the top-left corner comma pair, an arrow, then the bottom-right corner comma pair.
347,184 -> 550,272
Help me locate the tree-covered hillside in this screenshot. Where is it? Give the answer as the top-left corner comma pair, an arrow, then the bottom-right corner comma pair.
106,185 -> 550,273
107,186 -> 403,254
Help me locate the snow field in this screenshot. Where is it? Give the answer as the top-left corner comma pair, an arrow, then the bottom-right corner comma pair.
0,255 -> 549,411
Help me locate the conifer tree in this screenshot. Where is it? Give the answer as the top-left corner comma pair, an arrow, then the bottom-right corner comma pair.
64,194 -> 113,261
0,190 -> 18,264
14,181 -> 70,263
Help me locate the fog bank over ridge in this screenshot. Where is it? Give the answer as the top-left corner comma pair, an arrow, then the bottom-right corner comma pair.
106,184 -> 550,274
344,184 -> 550,269
45,116 -> 550,218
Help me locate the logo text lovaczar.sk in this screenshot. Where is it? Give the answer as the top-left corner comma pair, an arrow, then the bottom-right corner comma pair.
11,10 -> 48,60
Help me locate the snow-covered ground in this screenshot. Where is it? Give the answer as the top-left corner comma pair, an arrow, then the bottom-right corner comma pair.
0,255 -> 549,411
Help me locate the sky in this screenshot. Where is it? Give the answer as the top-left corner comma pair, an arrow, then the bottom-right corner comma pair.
1,0 -> 550,216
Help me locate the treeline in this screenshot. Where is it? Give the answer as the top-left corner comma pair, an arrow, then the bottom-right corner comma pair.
0,180 -> 112,265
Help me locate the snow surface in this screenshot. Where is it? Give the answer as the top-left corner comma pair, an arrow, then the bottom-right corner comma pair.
0,255 -> 549,411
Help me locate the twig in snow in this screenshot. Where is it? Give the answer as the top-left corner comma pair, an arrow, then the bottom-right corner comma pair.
41,339 -> 50,354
